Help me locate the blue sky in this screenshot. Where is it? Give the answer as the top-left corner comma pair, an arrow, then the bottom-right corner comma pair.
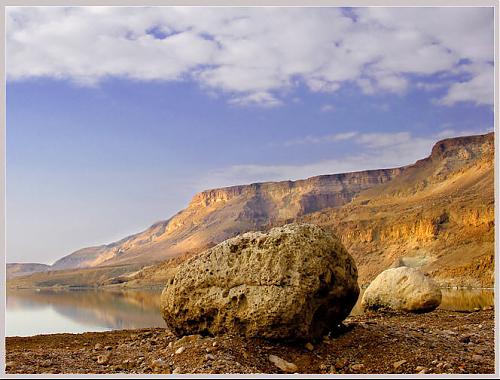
6,7 -> 494,264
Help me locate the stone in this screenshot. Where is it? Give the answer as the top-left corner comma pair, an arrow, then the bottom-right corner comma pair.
97,353 -> 111,365
173,335 -> 201,348
269,355 -> 298,373
94,343 -> 103,350
5,361 -> 15,370
151,358 -> 165,368
161,224 -> 359,340
335,357 -> 348,369
205,354 -> 215,361
361,267 -> 442,313
393,359 -> 407,369
351,363 -> 365,371
305,342 -> 314,351
175,346 -> 185,355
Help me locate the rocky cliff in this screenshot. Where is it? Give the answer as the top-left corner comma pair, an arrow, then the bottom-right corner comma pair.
51,168 -> 404,270
12,132 -> 495,289
302,132 -> 494,287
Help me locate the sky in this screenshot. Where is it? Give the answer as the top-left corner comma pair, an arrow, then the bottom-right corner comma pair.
6,6 -> 494,264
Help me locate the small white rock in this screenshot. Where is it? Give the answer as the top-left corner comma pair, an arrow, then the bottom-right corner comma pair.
269,354 -> 298,373
175,346 -> 185,355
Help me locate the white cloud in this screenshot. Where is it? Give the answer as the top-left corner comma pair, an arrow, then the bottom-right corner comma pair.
200,132 -> 436,188
6,6 -> 494,107
200,128 -> 491,188
434,126 -> 493,139
320,104 -> 335,112
438,63 -> 494,106
284,131 -> 358,147
228,91 -> 283,107
356,132 -> 412,148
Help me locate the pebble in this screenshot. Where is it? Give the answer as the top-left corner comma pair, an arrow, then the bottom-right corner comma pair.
175,346 -> 186,355
472,354 -> 482,361
305,342 -> 314,351
5,361 -> 15,370
173,367 -> 182,374
94,343 -> 103,350
393,360 -> 407,369
335,357 -> 348,369
104,345 -> 112,351
173,334 -> 201,348
212,341 -> 218,347
205,354 -> 215,361
351,363 -> 365,371
97,353 -> 111,365
269,355 -> 298,373
418,368 -> 428,374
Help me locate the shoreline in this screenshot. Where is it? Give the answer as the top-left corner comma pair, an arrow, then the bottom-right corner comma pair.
5,309 -> 495,374
7,284 -> 495,291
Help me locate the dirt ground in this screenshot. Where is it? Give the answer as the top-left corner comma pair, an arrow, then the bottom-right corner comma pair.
5,308 -> 495,375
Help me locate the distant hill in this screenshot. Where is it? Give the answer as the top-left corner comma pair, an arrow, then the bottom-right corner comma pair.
7,263 -> 51,279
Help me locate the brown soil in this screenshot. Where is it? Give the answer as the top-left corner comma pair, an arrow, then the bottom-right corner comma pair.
5,308 -> 495,375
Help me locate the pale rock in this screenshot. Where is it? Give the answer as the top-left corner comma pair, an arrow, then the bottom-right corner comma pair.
97,353 -> 111,365
161,224 -> 359,340
351,363 -> 365,371
361,267 -> 442,313
393,359 -> 407,369
172,334 -> 201,348
269,354 -> 298,373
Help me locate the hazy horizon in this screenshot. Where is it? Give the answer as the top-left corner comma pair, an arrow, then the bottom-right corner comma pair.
6,6 -> 494,265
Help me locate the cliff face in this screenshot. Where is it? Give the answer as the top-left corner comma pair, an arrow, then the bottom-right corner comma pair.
302,132 -> 494,287
33,132 -> 496,290
52,168 -> 404,270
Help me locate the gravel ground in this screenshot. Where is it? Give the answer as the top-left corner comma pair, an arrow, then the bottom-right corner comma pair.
5,308 -> 495,375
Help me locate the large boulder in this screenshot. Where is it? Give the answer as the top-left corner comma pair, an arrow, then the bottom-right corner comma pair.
160,223 -> 359,340
361,267 -> 442,313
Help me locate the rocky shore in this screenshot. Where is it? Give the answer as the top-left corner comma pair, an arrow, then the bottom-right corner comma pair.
5,308 -> 495,375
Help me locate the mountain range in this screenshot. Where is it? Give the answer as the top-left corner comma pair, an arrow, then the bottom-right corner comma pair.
7,132 -> 495,288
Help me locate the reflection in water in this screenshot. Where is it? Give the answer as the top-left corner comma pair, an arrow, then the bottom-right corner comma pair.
6,287 -> 494,337
350,288 -> 494,316
6,289 -> 164,336
440,288 -> 494,311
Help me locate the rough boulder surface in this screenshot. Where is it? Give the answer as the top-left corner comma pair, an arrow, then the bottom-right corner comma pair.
361,267 -> 442,313
160,223 -> 359,340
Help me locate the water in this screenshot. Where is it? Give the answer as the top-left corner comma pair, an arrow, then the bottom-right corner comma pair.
5,287 -> 495,337
350,288 -> 495,315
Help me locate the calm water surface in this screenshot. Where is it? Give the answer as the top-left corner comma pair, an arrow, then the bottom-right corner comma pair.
6,288 -> 494,337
